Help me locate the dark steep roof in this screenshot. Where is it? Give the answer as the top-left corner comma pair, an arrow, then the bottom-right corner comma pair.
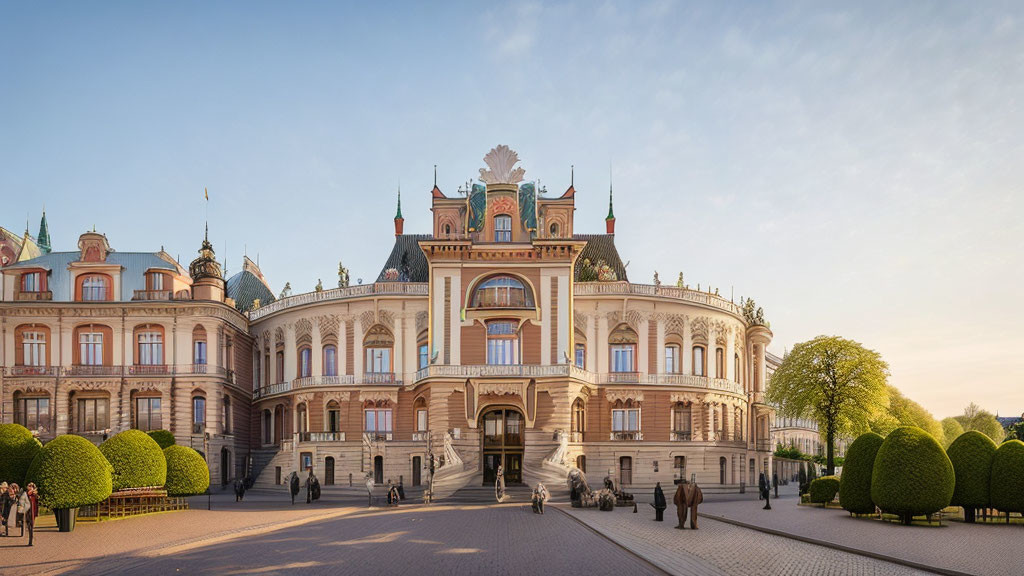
574,234 -> 628,282
227,270 -> 276,313
377,234 -> 431,282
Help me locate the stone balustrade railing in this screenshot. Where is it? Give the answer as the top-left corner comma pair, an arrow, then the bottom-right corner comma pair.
574,281 -> 743,316
248,282 -> 429,320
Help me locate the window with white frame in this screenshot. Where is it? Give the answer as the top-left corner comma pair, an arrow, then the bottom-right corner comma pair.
574,343 -> 586,369
611,402 -> 641,433
418,343 -> 429,369
79,332 -> 104,365
364,407 -> 393,438
486,320 -> 519,365
416,409 -> 428,431
323,345 -> 338,376
692,345 -> 706,376
22,331 -> 46,366
134,397 -> 162,431
81,275 -> 108,301
22,272 -> 41,292
665,344 -> 680,373
299,347 -> 312,377
138,331 -> 163,365
494,214 -> 512,242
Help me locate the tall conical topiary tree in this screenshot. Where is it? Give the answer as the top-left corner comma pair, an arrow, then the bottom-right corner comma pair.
871,426 -> 954,525
990,440 -> 1024,519
840,432 -> 884,514
100,430 -> 168,491
946,431 -> 997,522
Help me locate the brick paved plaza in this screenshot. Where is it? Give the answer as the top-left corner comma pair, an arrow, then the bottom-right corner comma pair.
4,484 -> 1010,576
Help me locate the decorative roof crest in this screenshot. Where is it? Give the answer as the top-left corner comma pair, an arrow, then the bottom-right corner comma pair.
479,145 -> 526,185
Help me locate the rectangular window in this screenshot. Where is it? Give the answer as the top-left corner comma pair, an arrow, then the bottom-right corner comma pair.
364,409 -> 393,438
193,396 -> 206,430
486,321 -> 519,365
416,409 -> 428,431
22,272 -> 40,292
612,408 -> 641,432
276,351 -> 284,382
574,344 -> 586,369
328,409 -> 340,432
418,344 -> 429,370
665,345 -> 679,373
22,331 -> 46,366
194,340 -> 207,365
77,398 -> 109,432
365,348 -> 391,373
135,397 -> 162,431
610,345 -> 635,373
80,332 -> 104,366
16,397 -> 50,432
138,332 -> 163,365
82,277 -> 107,301
150,272 -> 164,291
494,215 -> 512,242
716,348 -> 724,377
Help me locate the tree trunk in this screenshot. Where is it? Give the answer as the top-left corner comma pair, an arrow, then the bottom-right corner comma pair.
826,426 -> 835,476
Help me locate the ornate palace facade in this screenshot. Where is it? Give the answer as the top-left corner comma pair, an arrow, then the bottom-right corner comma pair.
0,146 -> 777,494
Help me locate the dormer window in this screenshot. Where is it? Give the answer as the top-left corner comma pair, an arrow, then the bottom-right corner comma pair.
148,272 -> 165,291
494,215 -> 512,242
81,275 -> 109,301
549,223 -> 559,238
21,272 -> 41,292
470,275 -> 535,309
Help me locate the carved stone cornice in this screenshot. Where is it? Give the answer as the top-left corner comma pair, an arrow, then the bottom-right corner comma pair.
605,389 -> 644,403
477,382 -> 522,397
359,390 -> 397,404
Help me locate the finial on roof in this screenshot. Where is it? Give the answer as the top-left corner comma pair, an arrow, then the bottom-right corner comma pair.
605,165 -> 616,234
434,164 -> 437,187
36,208 -> 51,254
394,185 -> 405,235
571,164 -> 574,187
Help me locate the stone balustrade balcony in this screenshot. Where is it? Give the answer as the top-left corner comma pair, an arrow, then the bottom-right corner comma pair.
15,290 -> 52,301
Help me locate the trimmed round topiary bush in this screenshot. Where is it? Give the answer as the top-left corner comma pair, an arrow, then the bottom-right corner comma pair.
809,476 -> 840,504
871,426 -> 954,525
146,429 -> 175,449
164,445 -> 210,496
0,423 -> 43,485
99,429 -> 167,491
946,430 -> 997,522
990,439 -> 1024,515
839,432 -> 884,514
26,434 -> 113,511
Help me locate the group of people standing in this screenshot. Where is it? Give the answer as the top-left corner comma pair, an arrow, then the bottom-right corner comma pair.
287,470 -> 322,505
0,481 -> 38,546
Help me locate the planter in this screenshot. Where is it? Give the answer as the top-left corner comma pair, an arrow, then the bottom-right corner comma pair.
54,508 -> 78,532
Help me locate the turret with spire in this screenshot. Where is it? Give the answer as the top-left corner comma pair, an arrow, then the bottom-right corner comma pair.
394,186 -> 405,235
189,223 -> 225,302
605,180 -> 616,235
37,210 -> 51,254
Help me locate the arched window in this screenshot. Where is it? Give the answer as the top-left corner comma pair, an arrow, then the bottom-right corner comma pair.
609,324 -> 638,373
549,222 -> 559,238
486,320 -> 519,365
444,224 -> 452,236
734,354 -> 741,383
719,456 -> 727,484
692,345 -> 706,376
672,402 -> 692,440
80,274 -> 109,301
417,331 -> 429,370
298,345 -> 312,378
572,398 -> 586,440
192,394 -> 206,433
326,400 -> 341,433
576,454 -> 587,473
611,399 -> 641,439
275,350 -> 284,382
665,343 -> 681,374
716,347 -> 725,378
323,344 -> 338,377
364,325 -> 394,377
193,325 -> 207,366
297,403 -> 308,435
470,275 -> 535,309
494,214 -> 512,242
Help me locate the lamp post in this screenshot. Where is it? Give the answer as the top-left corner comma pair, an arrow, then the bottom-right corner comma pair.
205,432 -> 211,511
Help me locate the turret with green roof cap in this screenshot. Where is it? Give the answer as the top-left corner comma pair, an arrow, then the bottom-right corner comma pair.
605,182 -> 616,234
394,186 -> 404,235
37,210 -> 51,254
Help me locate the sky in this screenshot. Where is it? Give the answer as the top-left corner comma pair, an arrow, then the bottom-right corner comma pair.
2,1 -> 1022,419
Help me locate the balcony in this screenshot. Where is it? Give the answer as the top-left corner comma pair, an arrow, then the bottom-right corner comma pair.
15,290 -> 52,301
604,373 -> 745,395
363,372 -> 396,385
363,432 -> 393,442
412,431 -> 429,442
610,431 -> 643,441
415,364 -> 590,382
132,290 -> 173,301
300,432 -> 346,442
570,431 -> 584,442
127,364 -> 171,376
574,281 -> 743,316
604,371 -> 640,384
192,422 -> 205,434
66,365 -> 125,377
671,431 -> 692,441
5,365 -> 59,377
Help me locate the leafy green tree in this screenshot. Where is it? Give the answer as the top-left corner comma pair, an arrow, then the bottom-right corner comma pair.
767,336 -> 890,475
1006,421 -> 1024,442
954,403 -> 1005,443
941,418 -> 965,448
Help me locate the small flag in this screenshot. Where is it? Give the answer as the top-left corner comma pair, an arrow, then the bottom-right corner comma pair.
204,187 -> 209,201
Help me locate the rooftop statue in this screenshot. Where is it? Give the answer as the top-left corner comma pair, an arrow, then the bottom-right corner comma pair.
338,261 -> 350,288
676,272 -> 685,288
479,145 -> 526,185
279,282 -> 292,299
314,279 -> 323,293
654,271 -> 661,287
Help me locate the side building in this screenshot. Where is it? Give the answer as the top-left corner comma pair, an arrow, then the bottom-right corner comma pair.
0,229 -> 253,485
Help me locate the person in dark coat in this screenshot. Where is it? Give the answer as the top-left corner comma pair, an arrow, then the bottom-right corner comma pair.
289,471 -> 300,505
773,472 -> 779,498
0,482 -> 10,537
25,483 -> 38,546
673,479 -> 703,529
758,472 -> 766,501
651,482 -> 667,521
234,478 -> 246,502
397,479 -> 405,501
306,470 -> 315,504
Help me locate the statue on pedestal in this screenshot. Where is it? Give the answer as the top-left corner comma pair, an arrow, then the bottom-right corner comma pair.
673,478 -> 703,529
651,482 -> 667,521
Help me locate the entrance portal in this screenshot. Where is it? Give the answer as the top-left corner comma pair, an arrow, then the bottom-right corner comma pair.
480,407 -> 524,485
374,455 -> 384,484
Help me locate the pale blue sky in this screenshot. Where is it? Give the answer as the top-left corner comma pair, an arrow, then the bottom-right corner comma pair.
2,1 -> 1022,418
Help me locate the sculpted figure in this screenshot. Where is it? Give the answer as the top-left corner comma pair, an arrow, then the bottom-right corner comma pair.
651,482 -> 667,521
673,479 -> 703,529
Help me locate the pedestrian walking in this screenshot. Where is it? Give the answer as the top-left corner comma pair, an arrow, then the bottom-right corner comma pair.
288,471 -> 300,505
773,472 -> 779,498
24,483 -> 38,546
397,478 -> 405,502
0,482 -> 9,537
4,483 -> 20,536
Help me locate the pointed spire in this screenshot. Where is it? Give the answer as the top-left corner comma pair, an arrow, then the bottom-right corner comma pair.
605,165 -> 616,234
395,185 -> 403,219
37,209 -> 51,254
394,185 -> 405,236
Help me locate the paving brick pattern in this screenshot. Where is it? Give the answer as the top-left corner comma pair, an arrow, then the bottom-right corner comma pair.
559,505 -> 935,576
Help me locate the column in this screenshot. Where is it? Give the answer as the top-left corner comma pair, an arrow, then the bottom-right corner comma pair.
586,314 -> 597,372
540,275 -> 551,365
596,315 -> 609,376
339,319 -> 348,376
637,317 -> 649,376
353,317 -> 364,378
758,344 -> 767,393
655,317 -> 665,374
393,315 -> 404,377
682,317 -> 692,375
707,327 -> 717,379
284,325 -> 296,381
311,326 -> 323,377
725,328 -> 735,382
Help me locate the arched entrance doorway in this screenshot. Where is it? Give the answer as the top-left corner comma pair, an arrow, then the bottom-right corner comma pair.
480,407 -> 524,485
221,447 -> 231,485
412,456 -> 422,487
374,455 -> 384,484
